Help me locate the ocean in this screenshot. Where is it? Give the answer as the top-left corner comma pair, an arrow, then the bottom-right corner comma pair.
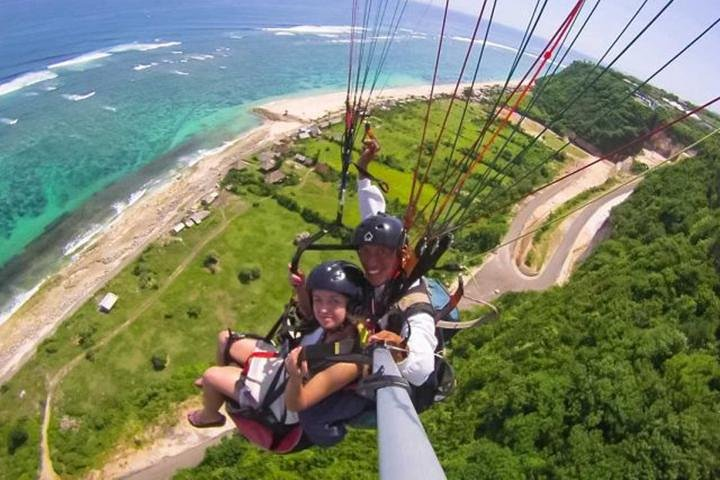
0,0 -> 585,323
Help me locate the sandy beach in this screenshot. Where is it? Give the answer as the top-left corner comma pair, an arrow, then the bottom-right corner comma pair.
0,81 -> 493,385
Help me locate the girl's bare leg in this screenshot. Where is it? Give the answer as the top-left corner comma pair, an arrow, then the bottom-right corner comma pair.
190,365 -> 244,425
215,331 -> 260,366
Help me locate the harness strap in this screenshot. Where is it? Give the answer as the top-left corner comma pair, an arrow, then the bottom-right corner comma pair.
300,337 -> 370,376
223,330 -> 268,366
436,277 -> 463,322
397,291 -> 431,312
436,318 -> 489,330
384,281 -> 435,336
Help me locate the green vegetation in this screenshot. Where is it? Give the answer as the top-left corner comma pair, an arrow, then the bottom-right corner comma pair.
526,61 -> 720,159
238,265 -> 262,284
526,61 -> 660,155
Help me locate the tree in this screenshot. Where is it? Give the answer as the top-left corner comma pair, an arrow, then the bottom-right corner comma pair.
7,425 -> 28,455
238,266 -> 261,284
151,353 -> 168,371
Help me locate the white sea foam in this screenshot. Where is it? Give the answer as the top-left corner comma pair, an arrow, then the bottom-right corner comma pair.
275,32 -> 295,36
229,34 -> 244,40
49,51 -> 112,69
43,85 -> 58,91
0,70 -> 58,96
171,50 -> 184,54
450,36 -> 541,60
47,41 -> 181,72
179,142 -> 233,168
62,223 -> 106,256
189,54 -> 214,61
1,118 -> 19,125
263,25 -> 361,36
107,41 -> 181,53
62,91 -> 96,101
171,70 -> 190,76
0,280 -> 47,328
133,62 -> 158,71
111,188 -> 148,216
24,92 -> 39,97
102,105 -> 117,112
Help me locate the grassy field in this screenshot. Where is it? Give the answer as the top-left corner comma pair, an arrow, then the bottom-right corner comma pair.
0,96 -> 562,479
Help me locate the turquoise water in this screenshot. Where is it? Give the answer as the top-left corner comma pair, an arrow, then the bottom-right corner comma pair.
0,0 -> 586,320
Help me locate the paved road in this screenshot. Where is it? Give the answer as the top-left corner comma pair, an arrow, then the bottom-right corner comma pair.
460,180 -> 638,308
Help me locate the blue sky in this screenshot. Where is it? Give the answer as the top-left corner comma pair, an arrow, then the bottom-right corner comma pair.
416,0 -> 719,108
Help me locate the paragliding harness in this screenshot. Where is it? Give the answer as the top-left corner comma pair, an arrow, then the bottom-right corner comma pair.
220,229 -> 483,451
224,340 -> 309,454
294,231 -> 471,413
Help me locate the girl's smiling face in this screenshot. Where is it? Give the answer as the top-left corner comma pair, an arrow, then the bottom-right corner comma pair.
312,289 -> 348,331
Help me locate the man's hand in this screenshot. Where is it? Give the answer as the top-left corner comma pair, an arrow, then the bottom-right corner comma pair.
369,330 -> 408,361
358,138 -> 380,176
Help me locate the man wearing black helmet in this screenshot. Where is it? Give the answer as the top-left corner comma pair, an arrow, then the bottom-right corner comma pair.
355,140 -> 438,389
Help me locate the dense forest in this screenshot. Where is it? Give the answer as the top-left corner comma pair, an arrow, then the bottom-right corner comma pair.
526,61 -> 697,156
179,135 -> 720,477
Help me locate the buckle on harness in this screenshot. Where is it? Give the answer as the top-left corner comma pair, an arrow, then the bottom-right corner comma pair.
355,366 -> 411,401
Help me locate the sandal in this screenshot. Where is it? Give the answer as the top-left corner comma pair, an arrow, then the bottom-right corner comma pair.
187,410 -> 226,428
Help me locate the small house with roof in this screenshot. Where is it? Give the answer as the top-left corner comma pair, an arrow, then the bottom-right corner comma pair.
264,170 -> 287,185
258,151 -> 279,172
99,292 -> 119,313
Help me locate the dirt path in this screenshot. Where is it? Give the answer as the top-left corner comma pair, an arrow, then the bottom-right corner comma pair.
38,201 -> 246,479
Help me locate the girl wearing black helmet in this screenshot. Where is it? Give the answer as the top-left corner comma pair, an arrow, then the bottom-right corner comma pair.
284,260 -> 368,410
189,261 -> 370,448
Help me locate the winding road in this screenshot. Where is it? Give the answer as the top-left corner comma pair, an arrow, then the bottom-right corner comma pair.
460,173 -> 638,307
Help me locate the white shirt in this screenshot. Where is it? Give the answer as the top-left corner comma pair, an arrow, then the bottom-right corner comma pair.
357,178 -> 386,219
359,178 -> 437,386
378,306 -> 437,386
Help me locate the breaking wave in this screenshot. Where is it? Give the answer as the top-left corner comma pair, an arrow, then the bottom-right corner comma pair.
47,41 -> 182,71
133,62 -> 158,71
262,25 -> 361,36
61,91 -> 96,101
0,70 -> 58,96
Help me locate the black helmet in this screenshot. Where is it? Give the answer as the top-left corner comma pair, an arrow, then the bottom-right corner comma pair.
352,213 -> 406,250
307,261 -> 369,313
